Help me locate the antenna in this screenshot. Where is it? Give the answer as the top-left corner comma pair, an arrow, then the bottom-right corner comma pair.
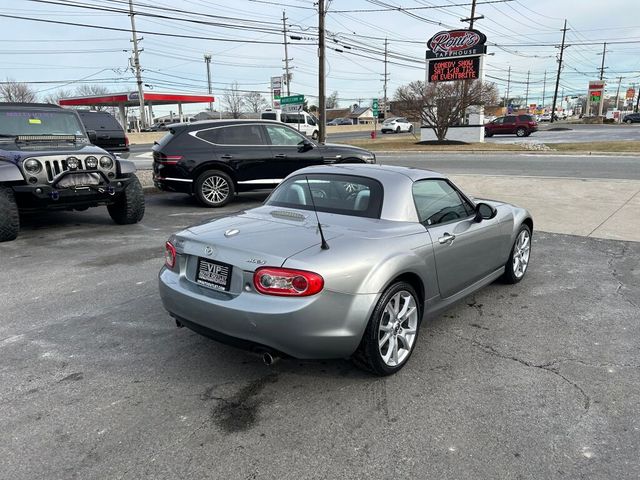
305,176 -> 329,250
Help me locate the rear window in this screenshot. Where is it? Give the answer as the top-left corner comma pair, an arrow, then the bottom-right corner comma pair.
79,112 -> 122,131
261,112 -> 277,121
266,174 -> 383,219
518,115 -> 534,122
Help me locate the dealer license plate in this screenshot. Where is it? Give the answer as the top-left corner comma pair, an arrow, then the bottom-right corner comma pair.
196,257 -> 232,291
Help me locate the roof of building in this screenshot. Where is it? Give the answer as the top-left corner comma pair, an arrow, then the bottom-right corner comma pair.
59,92 -> 214,107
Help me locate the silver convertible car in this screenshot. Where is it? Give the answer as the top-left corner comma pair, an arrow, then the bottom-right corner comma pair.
159,165 -> 533,375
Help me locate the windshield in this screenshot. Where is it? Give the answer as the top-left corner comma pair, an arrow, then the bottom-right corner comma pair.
0,109 -> 86,137
266,173 -> 383,219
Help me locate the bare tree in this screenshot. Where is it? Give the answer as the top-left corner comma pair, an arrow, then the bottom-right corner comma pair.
224,82 -> 244,118
42,88 -> 74,105
394,80 -> 498,141
74,84 -> 110,111
0,79 -> 37,103
243,91 -> 267,113
326,90 -> 339,109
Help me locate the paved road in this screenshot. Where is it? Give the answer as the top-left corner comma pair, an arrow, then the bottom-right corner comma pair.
126,149 -> 640,180
1,194 -> 639,479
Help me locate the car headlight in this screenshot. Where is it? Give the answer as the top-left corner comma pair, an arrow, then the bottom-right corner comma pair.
66,157 -> 79,169
85,156 -> 98,169
99,156 -> 114,169
24,158 -> 42,174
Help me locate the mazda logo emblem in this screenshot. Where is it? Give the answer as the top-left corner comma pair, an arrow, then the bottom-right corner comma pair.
204,246 -> 215,256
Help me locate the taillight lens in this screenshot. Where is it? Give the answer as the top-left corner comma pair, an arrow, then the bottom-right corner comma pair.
253,267 -> 324,297
156,152 -> 183,165
125,135 -> 130,146
165,241 -> 176,269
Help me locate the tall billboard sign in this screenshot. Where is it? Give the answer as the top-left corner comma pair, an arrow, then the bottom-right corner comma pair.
271,76 -> 282,109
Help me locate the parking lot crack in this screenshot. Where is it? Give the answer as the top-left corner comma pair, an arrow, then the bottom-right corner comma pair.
445,330 -> 590,412
607,243 -> 639,309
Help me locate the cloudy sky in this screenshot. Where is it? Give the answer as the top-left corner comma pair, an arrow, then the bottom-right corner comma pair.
2,0 -> 640,115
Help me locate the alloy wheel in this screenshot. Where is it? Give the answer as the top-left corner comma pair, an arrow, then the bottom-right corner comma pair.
512,229 -> 531,279
378,290 -> 418,367
201,175 -> 230,204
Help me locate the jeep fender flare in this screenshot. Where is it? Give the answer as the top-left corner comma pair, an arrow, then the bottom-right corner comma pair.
0,161 -> 25,183
118,159 -> 136,175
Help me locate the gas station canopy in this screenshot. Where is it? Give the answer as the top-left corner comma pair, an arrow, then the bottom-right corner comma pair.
59,91 -> 214,107
59,91 -> 215,129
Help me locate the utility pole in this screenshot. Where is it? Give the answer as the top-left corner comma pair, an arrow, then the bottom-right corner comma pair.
525,70 -> 530,106
318,0 -> 326,143
614,76 -> 623,114
541,70 -> 547,107
504,66 -> 511,108
128,0 -> 146,130
204,53 -> 213,112
598,42 -> 608,80
282,11 -> 291,96
461,0 -> 483,29
550,19 -> 568,124
636,86 -> 640,113
382,37 -> 389,120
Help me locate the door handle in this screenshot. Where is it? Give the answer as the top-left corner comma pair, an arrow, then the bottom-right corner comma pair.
274,154 -> 287,159
438,233 -> 456,244
220,154 -> 233,159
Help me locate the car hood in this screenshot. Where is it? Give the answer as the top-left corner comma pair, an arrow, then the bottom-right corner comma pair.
173,206 -> 417,271
320,143 -> 374,157
0,140 -> 105,158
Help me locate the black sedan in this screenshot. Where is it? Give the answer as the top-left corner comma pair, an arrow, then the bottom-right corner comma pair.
622,113 -> 640,124
152,119 -> 376,207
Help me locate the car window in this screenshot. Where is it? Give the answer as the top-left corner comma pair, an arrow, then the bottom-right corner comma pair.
518,115 -> 533,121
79,112 -> 122,131
412,179 -> 475,226
265,125 -> 307,146
492,117 -> 504,124
398,118 -> 407,123
261,112 -> 277,121
306,115 -> 317,126
0,109 -> 86,137
266,174 -> 383,219
504,116 -> 517,124
196,125 -> 266,145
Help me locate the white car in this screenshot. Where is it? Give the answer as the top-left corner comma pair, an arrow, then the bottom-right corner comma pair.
381,117 -> 413,134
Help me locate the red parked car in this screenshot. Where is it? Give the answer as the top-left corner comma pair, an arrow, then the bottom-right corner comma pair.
485,114 -> 538,137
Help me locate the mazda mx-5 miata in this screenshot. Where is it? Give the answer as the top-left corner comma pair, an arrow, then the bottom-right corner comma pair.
159,165 -> 533,375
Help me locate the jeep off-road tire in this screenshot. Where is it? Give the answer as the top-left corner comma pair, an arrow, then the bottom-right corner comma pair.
0,185 -> 20,242
107,175 -> 145,224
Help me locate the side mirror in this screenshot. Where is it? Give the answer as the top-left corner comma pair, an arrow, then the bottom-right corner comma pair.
300,139 -> 314,152
475,202 -> 497,222
86,130 -> 97,142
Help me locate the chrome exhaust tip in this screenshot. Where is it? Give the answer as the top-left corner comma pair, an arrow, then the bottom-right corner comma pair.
262,351 -> 279,366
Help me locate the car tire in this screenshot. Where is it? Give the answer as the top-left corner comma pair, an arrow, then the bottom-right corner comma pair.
312,130 -> 319,140
107,175 -> 145,224
516,127 -> 527,137
353,281 -> 421,376
626,120 -> 632,125
502,224 -> 532,284
0,185 -> 20,242
408,125 -> 413,133
395,126 -> 401,134
195,170 -> 234,208
485,132 -> 493,137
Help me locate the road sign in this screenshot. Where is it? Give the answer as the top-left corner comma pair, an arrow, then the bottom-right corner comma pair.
372,98 -> 379,116
281,95 -> 304,105
282,104 -> 303,113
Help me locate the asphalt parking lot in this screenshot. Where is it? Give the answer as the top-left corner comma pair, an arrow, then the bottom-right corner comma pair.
1,192 -> 639,480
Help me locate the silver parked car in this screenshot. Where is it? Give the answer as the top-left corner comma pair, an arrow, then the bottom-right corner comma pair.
159,165 -> 533,375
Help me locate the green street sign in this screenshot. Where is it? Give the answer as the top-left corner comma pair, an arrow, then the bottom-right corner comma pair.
372,98 -> 379,116
281,95 -> 304,105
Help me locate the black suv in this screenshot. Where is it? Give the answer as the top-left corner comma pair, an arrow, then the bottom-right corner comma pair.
77,110 -> 129,153
0,103 -> 144,242
152,119 -> 376,207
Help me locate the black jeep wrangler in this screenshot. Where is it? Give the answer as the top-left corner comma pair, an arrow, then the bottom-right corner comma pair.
0,103 -> 145,242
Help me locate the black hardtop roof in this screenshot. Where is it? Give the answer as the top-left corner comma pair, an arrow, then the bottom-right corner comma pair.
0,102 -> 63,109
173,118 -> 285,130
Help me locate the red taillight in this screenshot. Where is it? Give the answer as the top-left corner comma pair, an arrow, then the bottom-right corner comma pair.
253,267 -> 324,297
156,153 -> 183,165
165,241 -> 176,269
125,135 -> 130,146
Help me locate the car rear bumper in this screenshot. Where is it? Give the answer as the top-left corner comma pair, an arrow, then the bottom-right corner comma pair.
159,267 -> 378,359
